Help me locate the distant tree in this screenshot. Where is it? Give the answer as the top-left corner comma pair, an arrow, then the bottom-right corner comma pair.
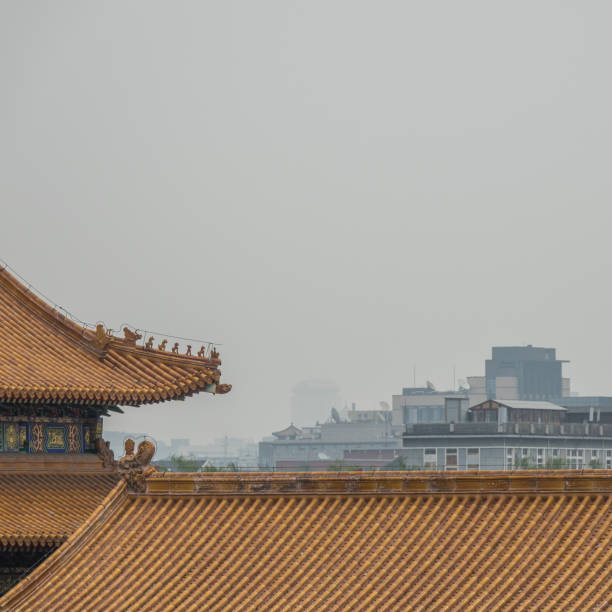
169,454 -> 201,472
515,457 -> 535,470
545,457 -> 570,470
589,459 -> 603,469
327,460 -> 359,472
386,456 -> 407,470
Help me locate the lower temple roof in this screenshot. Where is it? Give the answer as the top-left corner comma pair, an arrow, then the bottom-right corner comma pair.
3,470 -> 612,610
0,467 -> 118,550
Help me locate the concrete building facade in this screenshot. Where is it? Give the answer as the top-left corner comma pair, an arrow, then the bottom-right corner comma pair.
402,397 -> 612,471
391,385 -> 468,429
402,422 -> 612,471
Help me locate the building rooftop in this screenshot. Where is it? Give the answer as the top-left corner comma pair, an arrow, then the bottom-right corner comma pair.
473,399 -> 567,411
0,267 -> 230,406
0,459 -> 117,550
3,470 -> 612,610
490,345 -> 567,361
272,424 -> 303,439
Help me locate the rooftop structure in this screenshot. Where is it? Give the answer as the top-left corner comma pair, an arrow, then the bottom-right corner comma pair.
485,345 -> 568,401
470,399 -> 567,424
3,470 -> 612,610
392,384 -> 468,427
272,424 -> 303,440
560,396 -> 612,423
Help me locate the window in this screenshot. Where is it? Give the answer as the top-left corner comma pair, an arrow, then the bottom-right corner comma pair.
522,448 -> 528,457
553,449 -> 559,457
592,450 -> 598,458
569,449 -> 584,470
445,448 -> 458,470
467,448 -> 479,470
607,450 -> 612,458
424,448 -> 437,469
538,448 -> 543,456
507,448 -> 513,457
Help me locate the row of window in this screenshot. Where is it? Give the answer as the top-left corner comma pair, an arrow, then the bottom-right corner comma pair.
506,447 -> 612,469
424,447 -> 480,470
422,447 -> 612,470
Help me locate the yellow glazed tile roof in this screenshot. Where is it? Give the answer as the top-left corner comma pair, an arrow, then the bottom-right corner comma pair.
4,470 -> 612,611
0,267 -> 230,405
0,472 -> 119,550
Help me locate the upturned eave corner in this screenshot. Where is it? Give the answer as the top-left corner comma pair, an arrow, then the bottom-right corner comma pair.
214,383 -> 232,394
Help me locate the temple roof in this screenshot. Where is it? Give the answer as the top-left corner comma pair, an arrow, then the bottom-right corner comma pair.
0,468 -> 118,550
0,267 -> 230,405
3,470 -> 612,610
472,399 -> 567,411
272,423 -> 302,439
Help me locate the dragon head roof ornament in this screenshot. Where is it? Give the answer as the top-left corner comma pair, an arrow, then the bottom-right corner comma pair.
117,438 -> 157,492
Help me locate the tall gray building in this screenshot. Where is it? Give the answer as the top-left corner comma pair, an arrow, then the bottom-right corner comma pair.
485,345 -> 569,401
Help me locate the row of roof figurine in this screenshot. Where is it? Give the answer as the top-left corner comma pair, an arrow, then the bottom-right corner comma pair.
145,337 -> 212,358
119,325 -> 218,359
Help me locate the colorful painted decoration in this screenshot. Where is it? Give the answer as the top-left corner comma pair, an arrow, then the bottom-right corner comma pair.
46,427 -> 65,450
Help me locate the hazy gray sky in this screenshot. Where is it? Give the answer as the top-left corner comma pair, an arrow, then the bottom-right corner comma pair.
2,2 -> 611,444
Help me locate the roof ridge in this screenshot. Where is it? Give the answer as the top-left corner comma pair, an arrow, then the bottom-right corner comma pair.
0,267 -> 105,358
141,470 -> 612,497
0,267 -> 223,369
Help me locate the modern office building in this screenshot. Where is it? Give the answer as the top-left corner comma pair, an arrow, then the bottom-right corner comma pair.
484,345 -> 569,401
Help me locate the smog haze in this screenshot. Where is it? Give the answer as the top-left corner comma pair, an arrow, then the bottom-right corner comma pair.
1,2 -> 610,443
